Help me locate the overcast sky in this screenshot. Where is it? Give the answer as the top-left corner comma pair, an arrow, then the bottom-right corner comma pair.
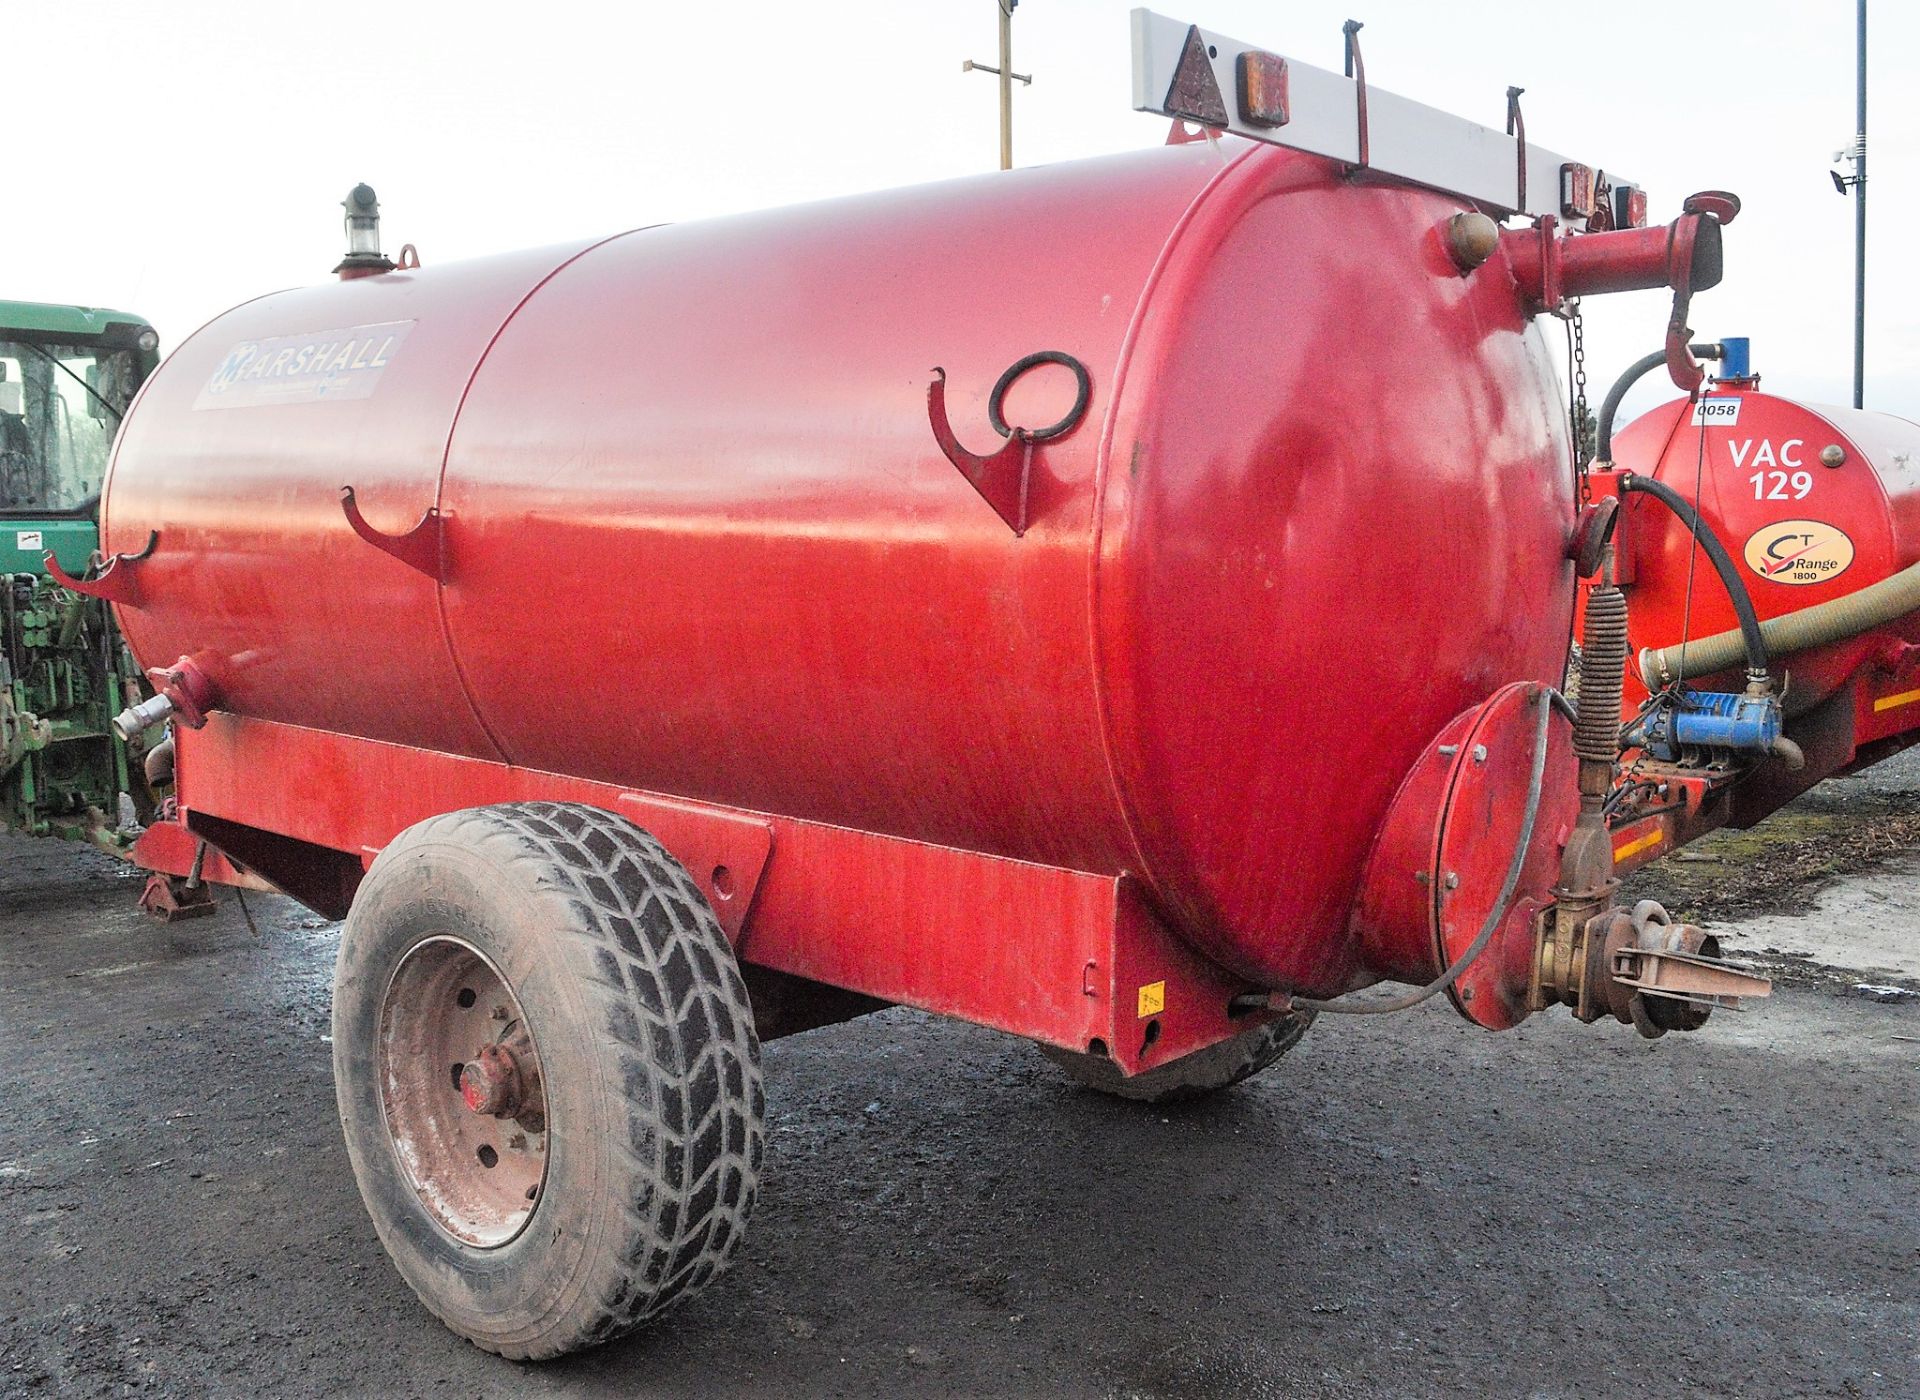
7,1 -> 1912,423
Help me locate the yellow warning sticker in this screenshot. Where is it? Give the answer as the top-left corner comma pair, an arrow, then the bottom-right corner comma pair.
1742,519 -> 1854,587
1873,687 -> 1920,714
1137,981 -> 1166,1018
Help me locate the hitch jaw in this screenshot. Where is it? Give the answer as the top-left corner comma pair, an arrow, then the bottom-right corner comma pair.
1533,899 -> 1770,1039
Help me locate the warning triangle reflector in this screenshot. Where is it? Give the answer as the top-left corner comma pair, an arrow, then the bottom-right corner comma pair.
1164,25 -> 1228,127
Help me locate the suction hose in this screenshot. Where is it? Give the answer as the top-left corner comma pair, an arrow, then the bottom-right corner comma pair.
1618,474 -> 1770,683
1595,343 -> 1722,464
1641,556 -> 1920,690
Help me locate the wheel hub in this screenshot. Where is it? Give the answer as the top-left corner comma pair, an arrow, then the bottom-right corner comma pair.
458,1031 -> 546,1131
459,1043 -> 521,1116
377,936 -> 549,1247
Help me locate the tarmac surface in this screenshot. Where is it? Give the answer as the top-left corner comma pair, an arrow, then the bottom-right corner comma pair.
3,759 -> 1918,1398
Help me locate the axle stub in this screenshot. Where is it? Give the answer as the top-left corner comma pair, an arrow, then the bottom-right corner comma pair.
459,1030 -> 545,1131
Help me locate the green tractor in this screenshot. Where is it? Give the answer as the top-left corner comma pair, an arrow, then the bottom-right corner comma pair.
0,300 -> 159,847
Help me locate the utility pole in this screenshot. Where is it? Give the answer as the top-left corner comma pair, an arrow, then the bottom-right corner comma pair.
963,0 -> 1030,170
1832,1 -> 1867,408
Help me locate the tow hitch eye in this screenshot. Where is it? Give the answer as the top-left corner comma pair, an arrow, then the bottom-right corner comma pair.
1534,898 -> 1772,1038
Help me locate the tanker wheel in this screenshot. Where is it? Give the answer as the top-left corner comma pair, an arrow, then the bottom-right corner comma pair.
1038,1013 -> 1314,1104
332,801 -> 764,1360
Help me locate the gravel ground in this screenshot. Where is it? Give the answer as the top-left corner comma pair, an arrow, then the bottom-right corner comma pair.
3,760 -> 1918,1398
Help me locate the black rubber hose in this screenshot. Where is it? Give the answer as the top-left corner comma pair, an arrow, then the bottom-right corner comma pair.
1595,343 -> 1722,463
1292,688 -> 1555,1017
1619,473 -> 1769,679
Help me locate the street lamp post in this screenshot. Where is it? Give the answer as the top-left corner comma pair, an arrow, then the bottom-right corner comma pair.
1832,1 -> 1868,409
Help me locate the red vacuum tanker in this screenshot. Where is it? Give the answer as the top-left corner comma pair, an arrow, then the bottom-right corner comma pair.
1581,341 -> 1920,870
69,10 -> 1791,1360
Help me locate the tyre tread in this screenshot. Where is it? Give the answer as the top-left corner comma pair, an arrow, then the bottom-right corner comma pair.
342,801 -> 763,1360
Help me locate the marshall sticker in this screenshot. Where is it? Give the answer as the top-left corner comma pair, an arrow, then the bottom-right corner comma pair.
1742,518 -> 1855,586
194,320 -> 414,410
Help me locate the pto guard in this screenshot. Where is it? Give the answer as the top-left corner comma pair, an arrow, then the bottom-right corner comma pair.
1351,683 -> 1579,1030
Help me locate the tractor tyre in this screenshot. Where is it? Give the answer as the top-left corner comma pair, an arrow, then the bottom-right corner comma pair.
1039,1013 -> 1314,1104
332,801 -> 764,1360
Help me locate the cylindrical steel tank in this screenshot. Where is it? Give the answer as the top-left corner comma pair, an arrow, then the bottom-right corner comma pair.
1612,386 -> 1920,711
104,138 -> 1577,996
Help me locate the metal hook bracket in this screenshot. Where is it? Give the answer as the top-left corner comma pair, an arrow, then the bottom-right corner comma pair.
43,530 -> 158,605
927,351 -> 1091,538
340,486 -> 443,579
1506,86 -> 1527,211
1343,20 -> 1369,170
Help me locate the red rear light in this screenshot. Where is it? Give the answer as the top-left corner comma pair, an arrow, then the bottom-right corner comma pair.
1560,163 -> 1595,219
1615,184 -> 1649,228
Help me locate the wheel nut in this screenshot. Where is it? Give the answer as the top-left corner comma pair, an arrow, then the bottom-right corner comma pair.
459,1043 -> 522,1117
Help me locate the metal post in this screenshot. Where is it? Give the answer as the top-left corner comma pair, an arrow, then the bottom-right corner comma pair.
998,0 -> 1014,171
1853,0 -> 1867,409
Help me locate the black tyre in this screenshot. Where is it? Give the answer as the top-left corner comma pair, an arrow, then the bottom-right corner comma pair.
332,801 -> 764,1359
1039,1013 -> 1314,1104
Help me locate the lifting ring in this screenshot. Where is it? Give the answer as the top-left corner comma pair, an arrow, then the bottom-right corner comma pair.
986,350 -> 1092,442
927,349 -> 1094,537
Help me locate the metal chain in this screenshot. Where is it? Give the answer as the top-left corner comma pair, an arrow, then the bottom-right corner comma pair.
1570,297 -> 1593,477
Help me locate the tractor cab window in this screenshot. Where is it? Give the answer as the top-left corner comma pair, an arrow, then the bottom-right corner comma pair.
0,339 -> 141,514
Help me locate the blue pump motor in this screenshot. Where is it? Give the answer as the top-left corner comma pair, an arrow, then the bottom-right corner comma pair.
1622,689 -> 1783,762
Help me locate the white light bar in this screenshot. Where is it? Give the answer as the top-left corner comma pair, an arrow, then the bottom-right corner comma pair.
1130,9 -> 1631,228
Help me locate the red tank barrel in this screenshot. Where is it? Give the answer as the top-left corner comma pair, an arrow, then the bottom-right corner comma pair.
104,134 -> 1748,1058
1588,356 -> 1920,876
107,139 -> 1581,995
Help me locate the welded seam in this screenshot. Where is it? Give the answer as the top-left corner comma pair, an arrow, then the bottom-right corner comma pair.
427,228 -> 666,766
1083,139 -> 1262,900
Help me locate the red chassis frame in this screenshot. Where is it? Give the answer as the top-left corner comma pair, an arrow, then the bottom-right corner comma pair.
139,714 -> 1278,1072
1606,660 -> 1920,877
